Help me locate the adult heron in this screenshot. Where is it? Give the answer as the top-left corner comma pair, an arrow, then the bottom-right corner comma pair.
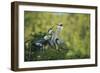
50,23 -> 63,49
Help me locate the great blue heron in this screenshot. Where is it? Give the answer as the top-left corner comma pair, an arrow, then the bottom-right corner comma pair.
33,23 -> 64,51
50,23 -> 63,49
26,23 -> 67,61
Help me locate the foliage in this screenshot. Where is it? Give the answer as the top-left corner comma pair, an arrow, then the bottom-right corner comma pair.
24,11 -> 90,61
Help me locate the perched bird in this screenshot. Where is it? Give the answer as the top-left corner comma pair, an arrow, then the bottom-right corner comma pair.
50,23 -> 63,49
33,23 -> 64,51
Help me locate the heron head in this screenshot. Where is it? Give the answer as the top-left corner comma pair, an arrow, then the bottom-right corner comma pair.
57,23 -> 63,31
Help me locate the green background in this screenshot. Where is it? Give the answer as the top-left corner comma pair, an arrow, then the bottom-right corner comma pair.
24,11 -> 90,61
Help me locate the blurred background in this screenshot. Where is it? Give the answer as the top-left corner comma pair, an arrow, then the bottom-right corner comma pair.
24,11 -> 90,61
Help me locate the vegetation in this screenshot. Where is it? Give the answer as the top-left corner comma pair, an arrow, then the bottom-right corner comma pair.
24,11 -> 90,61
